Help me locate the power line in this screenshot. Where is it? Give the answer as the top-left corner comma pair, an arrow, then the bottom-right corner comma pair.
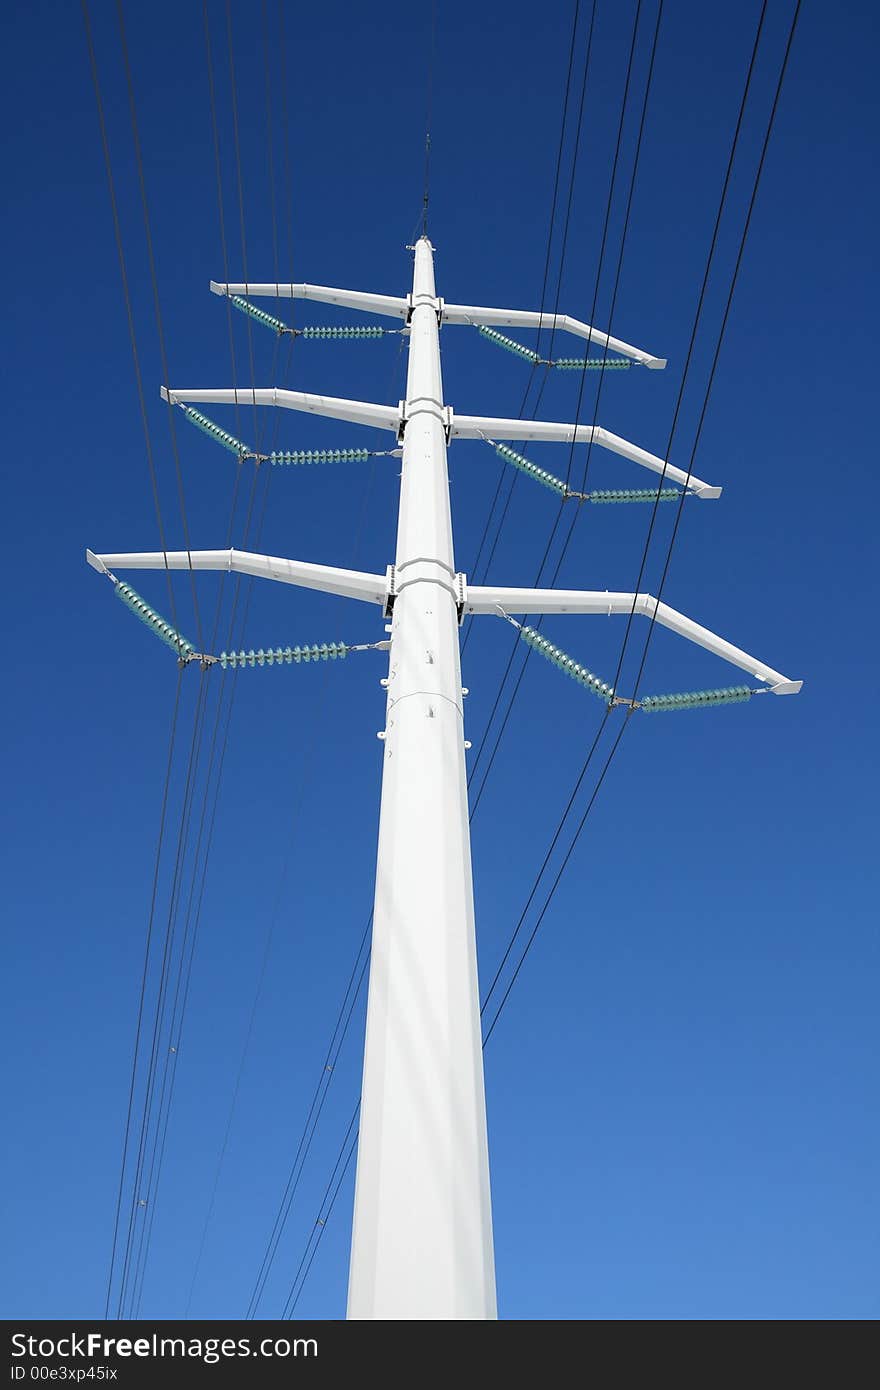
478,0 -> 801,1049
122,671 -> 214,1314
267,1 -> 630,1312
116,669 -> 212,1315
191,345 -> 406,1314
286,10 -> 797,1308
481,715 -> 631,1044
126,459 -> 278,1313
276,2 -> 624,1311
460,0 -> 602,618
89,0 -> 801,1319
245,926 -> 371,1318
466,0 -> 651,815
475,1 -> 769,1031
233,328 -> 409,1320
421,0 -> 437,236
114,0 -> 204,652
261,0 -> 281,299
78,0 -> 176,625
606,0 -> 769,698
276,0 -> 297,298
468,0 -> 639,626
460,0 -> 591,607
80,0 -> 207,1316
281,1104 -> 360,1319
224,0 -> 260,450
107,0 -> 283,1297
630,0 -> 803,699
99,672 -> 184,1319
124,0 -> 296,1310
566,0 -> 652,499
125,453 -> 279,1317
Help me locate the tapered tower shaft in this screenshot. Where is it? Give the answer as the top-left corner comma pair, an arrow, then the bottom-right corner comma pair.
347,238 -> 497,1320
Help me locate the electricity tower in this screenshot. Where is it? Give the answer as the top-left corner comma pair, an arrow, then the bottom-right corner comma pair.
87,236 -> 800,1320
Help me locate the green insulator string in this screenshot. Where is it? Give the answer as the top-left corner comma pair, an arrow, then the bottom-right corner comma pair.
588,488 -> 682,504
178,404 -> 252,458
519,626 -> 614,704
475,325 -> 634,371
225,296 -> 390,340
512,618 -> 756,714
219,643 -> 348,669
115,582 -> 196,660
492,443 -> 572,497
268,448 -> 371,466
553,356 -> 631,370
228,294 -> 291,336
489,443 -> 687,507
299,325 -> 387,339
640,685 -> 753,713
477,325 -> 541,363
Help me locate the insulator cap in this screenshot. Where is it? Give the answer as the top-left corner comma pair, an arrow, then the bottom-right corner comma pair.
179,404 -> 250,458
477,325 -> 541,363
218,641 -> 349,669
268,448 -> 370,466
494,443 -> 569,497
554,356 -> 631,370
588,488 -> 682,504
115,582 -> 196,658
300,325 -> 385,339
228,294 -> 290,336
519,625 -> 613,703
641,685 -> 753,712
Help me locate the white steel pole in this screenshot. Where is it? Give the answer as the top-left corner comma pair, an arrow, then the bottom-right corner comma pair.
347,237 -> 497,1320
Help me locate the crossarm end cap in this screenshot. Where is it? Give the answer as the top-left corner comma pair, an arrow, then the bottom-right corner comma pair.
695,484 -> 723,499
769,679 -> 803,695
210,281 -> 227,296
86,548 -> 107,574
646,357 -> 668,370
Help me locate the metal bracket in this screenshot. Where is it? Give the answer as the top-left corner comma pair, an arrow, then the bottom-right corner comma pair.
384,564 -> 397,618
405,293 -> 444,327
455,572 -> 467,624
383,564 -> 466,621
397,399 -> 453,444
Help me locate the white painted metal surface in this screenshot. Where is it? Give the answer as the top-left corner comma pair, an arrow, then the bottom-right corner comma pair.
210,280 -> 409,319
160,384 -> 400,434
441,302 -> 666,368
453,414 -> 720,497
347,239 -> 496,1320
90,548 -> 387,606
465,585 -> 801,691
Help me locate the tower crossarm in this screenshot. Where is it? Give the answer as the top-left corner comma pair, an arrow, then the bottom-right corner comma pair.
464,583 -> 801,693
161,388 -> 719,496
86,547 -> 387,606
441,303 -> 666,369
210,281 -> 409,320
161,385 -> 400,434
453,415 -> 720,497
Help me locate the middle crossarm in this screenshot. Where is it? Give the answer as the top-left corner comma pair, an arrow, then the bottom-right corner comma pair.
464,584 -> 801,692
453,416 -> 720,497
161,388 -> 716,495
442,303 -> 666,368
86,548 -> 387,605
210,281 -> 409,320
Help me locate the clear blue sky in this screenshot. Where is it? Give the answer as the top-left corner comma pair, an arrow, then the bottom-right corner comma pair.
2,0 -> 877,1321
